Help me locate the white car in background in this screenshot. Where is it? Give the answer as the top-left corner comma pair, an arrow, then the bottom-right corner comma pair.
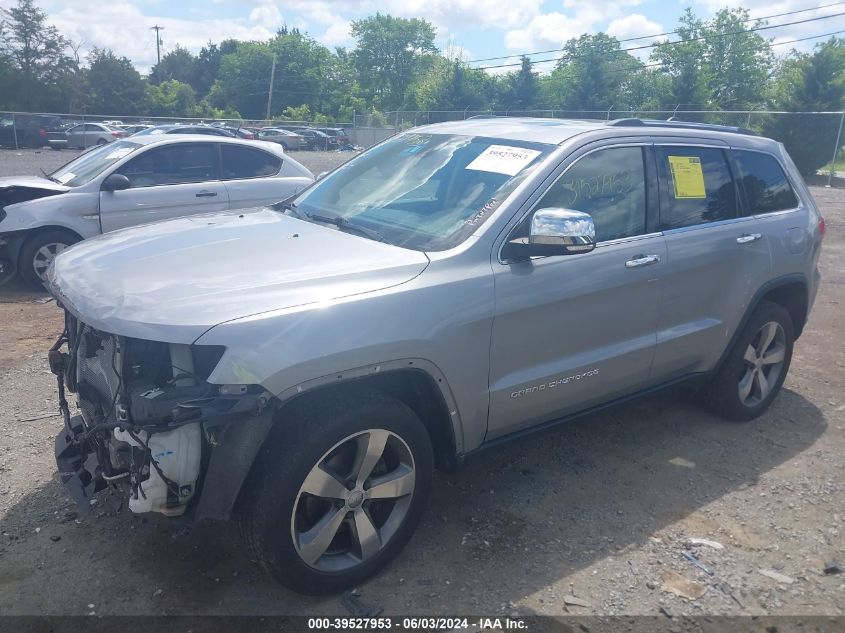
0,135 -> 314,285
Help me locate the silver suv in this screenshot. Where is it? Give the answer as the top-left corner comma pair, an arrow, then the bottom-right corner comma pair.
47,118 -> 824,594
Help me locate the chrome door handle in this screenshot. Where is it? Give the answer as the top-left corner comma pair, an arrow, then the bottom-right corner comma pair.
196,191 -> 218,198
736,233 -> 762,244
625,254 -> 661,268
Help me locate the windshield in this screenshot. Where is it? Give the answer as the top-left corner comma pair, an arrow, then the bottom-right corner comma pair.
289,133 -> 551,251
50,141 -> 142,187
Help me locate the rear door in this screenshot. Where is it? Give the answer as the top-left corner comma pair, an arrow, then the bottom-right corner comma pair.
487,144 -> 666,438
99,142 -> 229,232
220,144 -> 309,209
649,143 -> 772,381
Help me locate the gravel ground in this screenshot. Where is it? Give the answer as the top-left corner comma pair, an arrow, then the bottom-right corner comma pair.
0,148 -> 843,617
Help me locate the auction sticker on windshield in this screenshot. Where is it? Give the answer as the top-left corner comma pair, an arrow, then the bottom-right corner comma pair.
466,145 -> 541,176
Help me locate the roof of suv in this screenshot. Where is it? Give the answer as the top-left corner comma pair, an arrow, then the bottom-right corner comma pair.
416,117 -> 765,147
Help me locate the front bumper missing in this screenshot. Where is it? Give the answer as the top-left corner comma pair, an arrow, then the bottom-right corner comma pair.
54,414 -> 106,511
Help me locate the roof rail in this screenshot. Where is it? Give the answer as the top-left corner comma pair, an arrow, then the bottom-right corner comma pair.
606,118 -> 757,136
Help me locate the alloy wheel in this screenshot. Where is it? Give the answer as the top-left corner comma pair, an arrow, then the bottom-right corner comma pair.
32,242 -> 68,281
291,429 -> 416,572
738,321 -> 786,407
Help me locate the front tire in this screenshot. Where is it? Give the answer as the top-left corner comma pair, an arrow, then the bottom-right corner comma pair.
707,301 -> 794,421
18,229 -> 81,287
238,391 -> 433,594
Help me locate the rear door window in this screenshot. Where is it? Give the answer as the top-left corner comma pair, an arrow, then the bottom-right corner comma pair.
731,150 -> 798,214
657,146 -> 738,229
221,145 -> 282,179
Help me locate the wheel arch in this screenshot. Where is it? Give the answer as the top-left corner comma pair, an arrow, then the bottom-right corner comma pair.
194,361 -> 464,523
16,225 -> 84,266
715,273 -> 808,372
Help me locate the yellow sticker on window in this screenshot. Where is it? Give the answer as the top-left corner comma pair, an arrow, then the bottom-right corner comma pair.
667,155 -> 707,199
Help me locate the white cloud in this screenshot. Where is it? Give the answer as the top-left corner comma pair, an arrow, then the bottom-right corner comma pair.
248,0 -> 282,27
49,2 -> 278,71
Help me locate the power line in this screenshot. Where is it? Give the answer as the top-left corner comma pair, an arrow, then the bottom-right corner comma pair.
469,0 -> 845,64
475,10 -> 845,71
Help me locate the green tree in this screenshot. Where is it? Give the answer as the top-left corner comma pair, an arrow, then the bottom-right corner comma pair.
765,38 -> 845,175
497,56 -> 539,110
215,31 -> 334,119
541,33 -> 642,112
193,39 -> 238,98
146,79 -> 196,117
649,9 -> 712,109
651,8 -> 773,111
0,0 -> 73,110
84,48 -> 147,115
407,57 -> 493,113
350,13 -> 438,110
149,45 -> 196,86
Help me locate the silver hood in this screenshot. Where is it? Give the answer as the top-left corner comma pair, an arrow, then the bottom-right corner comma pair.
49,208 -> 430,343
0,176 -> 70,193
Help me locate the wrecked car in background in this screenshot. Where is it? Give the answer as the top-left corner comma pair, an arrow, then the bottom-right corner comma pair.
47,118 -> 822,595
0,135 -> 313,285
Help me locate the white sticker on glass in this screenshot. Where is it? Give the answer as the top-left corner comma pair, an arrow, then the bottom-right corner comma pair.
466,145 -> 541,176
55,172 -> 75,184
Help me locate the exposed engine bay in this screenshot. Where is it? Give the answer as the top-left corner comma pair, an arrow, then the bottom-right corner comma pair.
51,308 -> 273,518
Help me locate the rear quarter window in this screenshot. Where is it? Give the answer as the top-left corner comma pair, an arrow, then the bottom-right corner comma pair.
221,145 -> 282,179
732,150 -> 798,214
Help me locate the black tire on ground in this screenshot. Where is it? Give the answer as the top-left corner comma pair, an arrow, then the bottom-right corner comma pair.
707,301 -> 794,421
96,138 -> 107,146
18,229 -> 81,288
238,390 -> 434,594
281,142 -> 290,151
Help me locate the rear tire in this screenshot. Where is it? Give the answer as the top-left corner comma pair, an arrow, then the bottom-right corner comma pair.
238,390 -> 433,594
707,301 -> 794,421
96,138 -> 107,146
18,229 -> 81,288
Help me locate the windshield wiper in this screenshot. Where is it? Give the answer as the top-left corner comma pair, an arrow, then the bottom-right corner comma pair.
271,194 -> 306,219
40,168 -> 59,183
306,211 -> 391,245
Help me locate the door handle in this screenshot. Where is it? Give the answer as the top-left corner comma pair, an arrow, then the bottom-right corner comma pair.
196,191 -> 218,198
736,233 -> 762,244
625,254 -> 661,268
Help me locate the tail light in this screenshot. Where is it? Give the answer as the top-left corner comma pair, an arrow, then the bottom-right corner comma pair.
819,215 -> 826,239
111,131 -> 122,137
38,127 -> 47,137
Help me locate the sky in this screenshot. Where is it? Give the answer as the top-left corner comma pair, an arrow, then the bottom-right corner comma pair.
5,0 -> 845,74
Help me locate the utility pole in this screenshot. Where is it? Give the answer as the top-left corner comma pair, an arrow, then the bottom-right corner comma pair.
266,55 -> 277,121
151,25 -> 164,65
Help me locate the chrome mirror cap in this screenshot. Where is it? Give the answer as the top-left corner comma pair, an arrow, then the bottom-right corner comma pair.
529,208 -> 596,253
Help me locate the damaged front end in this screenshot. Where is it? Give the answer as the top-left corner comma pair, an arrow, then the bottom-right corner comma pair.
51,309 -> 275,519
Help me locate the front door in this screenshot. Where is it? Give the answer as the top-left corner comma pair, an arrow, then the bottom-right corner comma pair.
488,145 -> 665,439
99,142 -> 229,232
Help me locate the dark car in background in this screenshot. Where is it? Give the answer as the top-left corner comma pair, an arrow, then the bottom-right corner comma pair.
0,114 -> 67,149
296,128 -> 330,150
322,127 -> 351,148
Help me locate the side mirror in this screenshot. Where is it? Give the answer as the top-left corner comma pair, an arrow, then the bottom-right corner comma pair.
504,208 -> 596,260
101,173 -> 131,192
